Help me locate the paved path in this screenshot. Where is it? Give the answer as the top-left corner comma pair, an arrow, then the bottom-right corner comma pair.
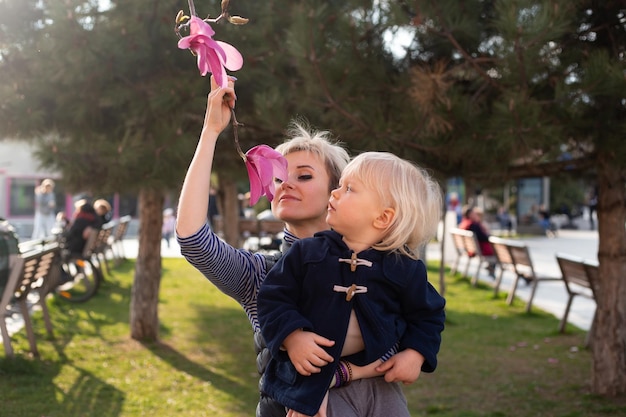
427,226 -> 598,331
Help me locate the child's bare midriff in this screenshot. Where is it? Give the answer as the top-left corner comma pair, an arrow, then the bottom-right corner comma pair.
341,309 -> 365,356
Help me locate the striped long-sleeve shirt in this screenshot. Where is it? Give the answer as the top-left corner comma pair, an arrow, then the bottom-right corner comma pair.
177,222 -> 397,361
177,221 -> 296,332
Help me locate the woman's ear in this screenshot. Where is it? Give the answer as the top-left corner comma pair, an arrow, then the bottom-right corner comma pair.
373,207 -> 395,230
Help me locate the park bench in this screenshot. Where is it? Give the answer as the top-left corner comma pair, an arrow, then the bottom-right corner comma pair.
258,219 -> 285,252
1,244 -> 60,357
449,228 -> 497,286
449,228 -> 473,278
90,222 -> 116,276
209,217 -> 285,251
506,243 -> 565,313
258,219 -> 284,236
109,215 -> 132,266
556,253 -> 598,344
488,236 -> 519,297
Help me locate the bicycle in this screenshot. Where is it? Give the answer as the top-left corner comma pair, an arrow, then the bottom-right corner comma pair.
54,249 -> 103,303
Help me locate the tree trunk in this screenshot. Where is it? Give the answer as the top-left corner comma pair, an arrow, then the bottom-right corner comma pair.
220,177 -> 240,247
592,155 -> 626,396
130,188 -> 164,342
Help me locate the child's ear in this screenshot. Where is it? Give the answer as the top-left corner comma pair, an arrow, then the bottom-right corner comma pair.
374,207 -> 395,229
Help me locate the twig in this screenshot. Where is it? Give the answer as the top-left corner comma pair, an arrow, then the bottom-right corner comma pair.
230,107 -> 246,161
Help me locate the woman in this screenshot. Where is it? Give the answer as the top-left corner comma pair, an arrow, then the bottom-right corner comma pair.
176,77 -> 426,417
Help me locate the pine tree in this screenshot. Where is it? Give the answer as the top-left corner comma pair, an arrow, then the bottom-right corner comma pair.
377,0 -> 625,395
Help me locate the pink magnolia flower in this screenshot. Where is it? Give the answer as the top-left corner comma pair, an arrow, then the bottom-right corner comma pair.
177,16 -> 243,88
245,145 -> 288,205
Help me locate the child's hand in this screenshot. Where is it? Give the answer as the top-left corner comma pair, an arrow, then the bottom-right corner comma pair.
283,329 -> 335,376
286,391 -> 329,417
375,348 -> 424,384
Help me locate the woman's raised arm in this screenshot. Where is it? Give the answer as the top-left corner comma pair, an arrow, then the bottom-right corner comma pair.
177,76 -> 236,237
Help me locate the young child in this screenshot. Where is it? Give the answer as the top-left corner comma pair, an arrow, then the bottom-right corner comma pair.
258,152 -> 446,417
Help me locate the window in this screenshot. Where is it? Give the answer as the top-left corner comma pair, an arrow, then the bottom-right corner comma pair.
9,178 -> 36,217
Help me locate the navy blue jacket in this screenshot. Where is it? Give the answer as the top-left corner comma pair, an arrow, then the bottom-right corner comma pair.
257,230 -> 446,416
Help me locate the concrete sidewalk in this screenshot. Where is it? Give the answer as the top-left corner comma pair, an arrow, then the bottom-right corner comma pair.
428,226 -> 598,331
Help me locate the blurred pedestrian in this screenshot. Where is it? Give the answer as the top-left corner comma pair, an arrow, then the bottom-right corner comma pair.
162,208 -> 176,248
462,206 -> 496,277
94,199 -> 112,226
496,206 -> 513,236
32,179 -> 57,239
588,187 -> 598,230
63,199 -> 100,255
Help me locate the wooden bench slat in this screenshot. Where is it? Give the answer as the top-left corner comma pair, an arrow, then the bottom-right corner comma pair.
556,253 -> 597,340
1,245 -> 60,357
449,228 -> 497,286
488,236 -> 518,297
506,243 -> 564,313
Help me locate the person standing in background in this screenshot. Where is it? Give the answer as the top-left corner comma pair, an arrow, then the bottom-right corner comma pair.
587,187 -> 598,230
32,179 -> 57,239
162,208 -> 176,248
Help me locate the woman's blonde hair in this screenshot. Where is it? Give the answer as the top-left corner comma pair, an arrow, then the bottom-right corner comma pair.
341,152 -> 442,259
275,119 -> 350,191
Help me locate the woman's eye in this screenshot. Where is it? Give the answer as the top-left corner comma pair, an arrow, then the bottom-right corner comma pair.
297,174 -> 313,181
274,178 -> 283,184
346,185 -> 352,192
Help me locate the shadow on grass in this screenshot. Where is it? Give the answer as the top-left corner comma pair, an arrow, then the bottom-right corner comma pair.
141,339 -> 256,412
0,355 -> 125,417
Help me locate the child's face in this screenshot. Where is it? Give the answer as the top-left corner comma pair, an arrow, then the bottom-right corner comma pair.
327,173 -> 384,237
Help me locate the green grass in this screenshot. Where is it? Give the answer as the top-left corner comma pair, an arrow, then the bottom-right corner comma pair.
1,258 -> 624,417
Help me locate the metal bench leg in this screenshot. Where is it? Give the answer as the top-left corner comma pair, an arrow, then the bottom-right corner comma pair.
471,260 -> 481,286
451,258 -> 460,275
493,267 -> 504,297
1,317 -> 14,357
525,280 -> 539,313
506,276 -> 521,305
18,299 -> 39,358
39,297 -> 54,338
559,295 -> 574,333
463,257 -> 472,279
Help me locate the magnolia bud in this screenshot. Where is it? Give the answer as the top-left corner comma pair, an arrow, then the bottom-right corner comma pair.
175,10 -> 189,25
228,15 -> 249,25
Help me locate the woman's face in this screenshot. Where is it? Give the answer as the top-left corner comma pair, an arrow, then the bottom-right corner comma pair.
271,150 -> 331,227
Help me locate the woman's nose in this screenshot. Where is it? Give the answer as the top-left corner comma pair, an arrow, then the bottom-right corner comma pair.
280,179 -> 294,190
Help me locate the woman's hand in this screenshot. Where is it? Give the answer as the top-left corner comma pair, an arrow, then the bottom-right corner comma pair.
202,75 -> 237,137
375,348 -> 424,384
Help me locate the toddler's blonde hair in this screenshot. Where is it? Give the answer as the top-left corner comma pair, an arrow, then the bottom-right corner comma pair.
341,152 -> 442,259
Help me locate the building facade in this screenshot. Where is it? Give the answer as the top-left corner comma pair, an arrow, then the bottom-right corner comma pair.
0,140 -> 138,239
